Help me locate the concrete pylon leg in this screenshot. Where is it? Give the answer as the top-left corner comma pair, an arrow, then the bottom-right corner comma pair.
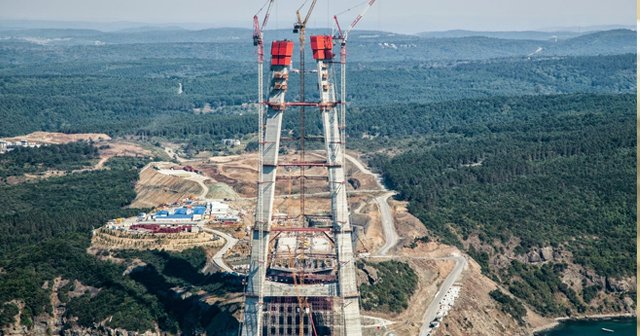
318,59 -> 362,336
241,51 -> 362,336
242,64 -> 288,336
241,296 -> 261,336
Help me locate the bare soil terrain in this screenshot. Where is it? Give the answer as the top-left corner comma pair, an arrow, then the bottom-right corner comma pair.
181,151 -> 548,335
1,131 -> 111,144
90,228 -> 225,252
130,165 -> 203,208
89,147 -> 553,336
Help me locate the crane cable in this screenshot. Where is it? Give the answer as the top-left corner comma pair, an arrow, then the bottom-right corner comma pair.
254,0 -> 271,17
334,0 -> 371,17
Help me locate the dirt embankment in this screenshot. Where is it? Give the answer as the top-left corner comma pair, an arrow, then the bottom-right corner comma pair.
130,166 -> 203,208
432,258 -> 551,336
1,132 -> 111,144
376,198 -> 551,336
91,228 -> 225,252
191,151 -> 381,199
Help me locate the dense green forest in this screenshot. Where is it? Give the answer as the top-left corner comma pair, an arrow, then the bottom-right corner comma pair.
0,141 -> 98,179
369,93 -> 636,315
357,260 -> 418,313
0,37 -> 635,149
489,289 -> 527,324
0,157 -> 241,332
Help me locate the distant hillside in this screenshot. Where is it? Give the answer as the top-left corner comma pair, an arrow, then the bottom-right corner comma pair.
546,29 -> 637,55
0,27 -> 634,61
418,25 -> 636,40
350,29 -> 636,62
417,30 -> 584,41
0,27 -> 253,44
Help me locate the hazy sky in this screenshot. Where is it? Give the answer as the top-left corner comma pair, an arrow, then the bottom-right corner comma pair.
0,0 -> 635,33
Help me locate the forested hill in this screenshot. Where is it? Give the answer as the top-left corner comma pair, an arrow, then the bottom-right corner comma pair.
0,157 -> 242,333
369,92 -> 636,317
0,27 -> 634,62
0,52 -> 635,146
346,93 -> 636,138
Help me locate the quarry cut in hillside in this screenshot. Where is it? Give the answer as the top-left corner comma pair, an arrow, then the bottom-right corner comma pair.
131,165 -> 204,208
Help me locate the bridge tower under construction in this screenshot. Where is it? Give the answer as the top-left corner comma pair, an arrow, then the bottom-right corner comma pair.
241,33 -> 362,336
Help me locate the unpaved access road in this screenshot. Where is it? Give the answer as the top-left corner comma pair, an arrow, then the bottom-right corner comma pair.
374,191 -> 399,256
157,168 -> 210,199
346,153 -> 468,336
419,254 -> 467,336
202,227 -> 239,274
343,153 -> 399,256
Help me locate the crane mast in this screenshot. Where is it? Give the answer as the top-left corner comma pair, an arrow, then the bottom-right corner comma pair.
251,2 -> 275,335
334,0 -> 377,163
293,0 -> 318,226
243,1 -> 376,335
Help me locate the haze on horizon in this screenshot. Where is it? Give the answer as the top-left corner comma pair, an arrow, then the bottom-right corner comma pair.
0,0 -> 635,34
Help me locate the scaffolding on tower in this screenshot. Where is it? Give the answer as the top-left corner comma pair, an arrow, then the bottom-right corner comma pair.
242,1 -> 378,335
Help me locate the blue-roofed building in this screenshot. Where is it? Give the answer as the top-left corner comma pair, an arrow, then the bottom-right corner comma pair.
192,206 -> 206,220
156,210 -> 169,217
166,214 -> 193,219
151,204 -> 210,222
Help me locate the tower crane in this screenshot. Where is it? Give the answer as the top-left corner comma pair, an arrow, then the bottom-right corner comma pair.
333,0 -> 377,163
251,2 -> 274,334
253,0 -> 275,165
252,1 -> 275,223
293,0 -> 318,225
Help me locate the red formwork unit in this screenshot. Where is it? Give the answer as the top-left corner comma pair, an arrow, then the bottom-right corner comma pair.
310,35 -> 334,60
271,40 -> 294,66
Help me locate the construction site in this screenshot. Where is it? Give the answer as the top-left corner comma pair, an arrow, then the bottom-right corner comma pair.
84,2 -> 489,334
242,1 -> 376,335
92,195 -> 241,251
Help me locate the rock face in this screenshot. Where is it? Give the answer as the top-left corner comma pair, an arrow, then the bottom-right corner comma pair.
527,250 -> 542,263
539,247 -> 554,261
525,246 -> 554,263
606,277 -> 634,292
356,263 -> 381,287
360,264 -> 379,285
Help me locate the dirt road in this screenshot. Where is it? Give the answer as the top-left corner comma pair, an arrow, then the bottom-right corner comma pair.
202,227 -> 239,274
343,153 -> 399,256
157,168 -> 209,199
344,153 -> 384,190
374,192 -> 399,256
345,153 -> 468,335
419,254 -> 467,336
